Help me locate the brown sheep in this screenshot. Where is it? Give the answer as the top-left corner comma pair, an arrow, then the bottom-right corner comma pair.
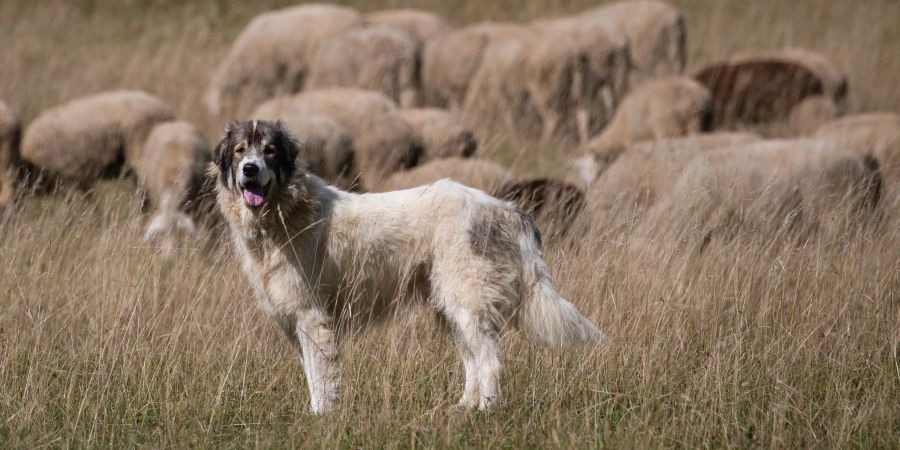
0,101 -> 21,207
695,48 -> 848,128
496,178 -> 587,242
306,26 -> 419,107
642,138 -> 881,247
581,0 -> 686,85
575,76 -> 713,173
132,121 -> 210,248
251,89 -> 422,189
421,22 -> 526,110
464,18 -> 631,142
378,157 -> 512,193
584,133 -> 761,215
21,90 -> 175,186
366,9 -> 451,49
205,4 -> 362,115
251,110 -> 357,190
396,108 -> 477,161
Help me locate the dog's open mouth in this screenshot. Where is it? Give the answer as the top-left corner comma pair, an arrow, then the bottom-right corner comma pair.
242,183 -> 269,207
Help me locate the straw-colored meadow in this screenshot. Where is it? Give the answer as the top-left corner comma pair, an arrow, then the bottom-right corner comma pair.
0,0 -> 897,447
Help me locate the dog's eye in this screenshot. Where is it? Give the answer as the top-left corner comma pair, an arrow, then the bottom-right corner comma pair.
264,145 -> 276,157
234,146 -> 244,155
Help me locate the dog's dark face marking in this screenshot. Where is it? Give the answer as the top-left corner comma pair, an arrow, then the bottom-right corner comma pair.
213,120 -> 299,208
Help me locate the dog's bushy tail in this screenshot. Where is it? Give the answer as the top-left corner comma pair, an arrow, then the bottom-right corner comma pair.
516,223 -> 607,347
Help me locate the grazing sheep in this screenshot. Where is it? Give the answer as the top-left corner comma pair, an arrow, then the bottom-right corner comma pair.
576,76 -> 713,169
252,89 -> 421,189
306,26 -> 419,107
642,138 -> 881,247
526,15 -> 632,142
380,159 -> 583,241
378,157 -> 513,193
21,90 -> 175,186
814,113 -> 900,204
421,22 -> 526,110
251,110 -> 357,190
0,101 -> 21,207
366,8 -> 451,48
785,95 -> 838,137
464,18 -> 631,142
396,108 -> 477,161
205,4 -> 362,115
581,0 -> 686,84
496,178 -> 586,242
584,133 -> 761,214
695,48 -> 848,128
132,121 -> 210,248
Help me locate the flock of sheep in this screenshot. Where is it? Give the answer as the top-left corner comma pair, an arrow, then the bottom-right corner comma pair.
0,1 -> 897,251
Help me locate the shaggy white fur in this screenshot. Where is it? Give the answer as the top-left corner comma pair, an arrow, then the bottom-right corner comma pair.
212,121 -> 605,414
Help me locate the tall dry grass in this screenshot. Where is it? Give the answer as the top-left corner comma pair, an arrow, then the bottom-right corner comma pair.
0,0 -> 899,447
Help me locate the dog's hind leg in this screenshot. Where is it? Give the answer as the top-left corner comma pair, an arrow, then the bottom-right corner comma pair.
443,307 -> 502,411
447,321 -> 479,408
295,308 -> 341,415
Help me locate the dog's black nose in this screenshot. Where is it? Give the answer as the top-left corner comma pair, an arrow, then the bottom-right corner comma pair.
242,163 -> 259,178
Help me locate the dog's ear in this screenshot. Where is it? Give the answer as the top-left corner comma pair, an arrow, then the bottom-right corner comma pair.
212,122 -> 237,186
273,120 -> 301,170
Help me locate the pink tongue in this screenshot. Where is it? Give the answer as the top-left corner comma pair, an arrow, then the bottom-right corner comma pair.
243,188 -> 265,206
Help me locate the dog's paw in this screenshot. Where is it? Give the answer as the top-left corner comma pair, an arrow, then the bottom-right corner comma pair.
477,395 -> 498,411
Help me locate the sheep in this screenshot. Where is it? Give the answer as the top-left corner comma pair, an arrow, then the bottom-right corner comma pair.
205,4 -> 363,115
464,18 -> 631,142
421,22 -> 526,110
574,76 -> 713,175
583,133 -> 761,216
20,90 -> 175,187
814,113 -> 900,205
580,0 -> 686,85
251,89 -> 422,189
131,121 -> 210,250
0,101 -> 20,207
252,110 -> 357,190
641,138 -> 881,247
525,15 -> 632,142
396,108 -> 477,161
495,178 -> 587,242
785,95 -> 838,137
377,157 -> 513,193
380,158 -> 585,241
306,26 -> 419,107
733,48 -> 849,111
695,48 -> 848,128
365,8 -> 451,48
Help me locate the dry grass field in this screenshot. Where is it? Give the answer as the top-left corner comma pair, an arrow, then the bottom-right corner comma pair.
1,0 -> 898,447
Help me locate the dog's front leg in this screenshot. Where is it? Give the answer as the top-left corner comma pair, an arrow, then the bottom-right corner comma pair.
295,308 -> 341,414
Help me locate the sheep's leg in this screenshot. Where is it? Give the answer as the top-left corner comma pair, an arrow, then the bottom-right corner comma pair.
541,110 -> 560,141
575,106 -> 591,144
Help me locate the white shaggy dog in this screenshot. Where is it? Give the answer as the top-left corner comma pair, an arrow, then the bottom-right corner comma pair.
211,120 -> 605,414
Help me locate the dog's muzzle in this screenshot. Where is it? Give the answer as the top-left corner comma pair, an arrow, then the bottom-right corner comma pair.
238,157 -> 272,207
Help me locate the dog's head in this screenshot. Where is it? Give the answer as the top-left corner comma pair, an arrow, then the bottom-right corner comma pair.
212,120 -> 300,210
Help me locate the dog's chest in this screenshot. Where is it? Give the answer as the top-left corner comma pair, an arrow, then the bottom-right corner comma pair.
236,234 -> 316,320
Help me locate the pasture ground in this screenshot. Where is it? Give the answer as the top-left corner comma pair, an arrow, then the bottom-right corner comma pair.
1,0 -> 898,447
